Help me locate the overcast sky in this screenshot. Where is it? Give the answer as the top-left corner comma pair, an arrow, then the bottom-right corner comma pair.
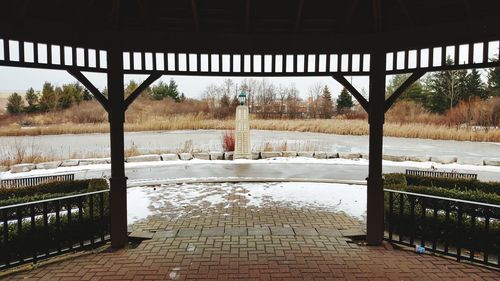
0,66 -> 370,99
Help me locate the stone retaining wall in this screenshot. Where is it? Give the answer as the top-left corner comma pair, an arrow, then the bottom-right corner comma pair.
1,151 -> 499,173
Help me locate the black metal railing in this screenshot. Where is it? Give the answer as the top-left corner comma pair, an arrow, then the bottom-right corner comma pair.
405,169 -> 477,180
385,188 -> 499,268
0,190 -> 110,269
0,174 -> 75,188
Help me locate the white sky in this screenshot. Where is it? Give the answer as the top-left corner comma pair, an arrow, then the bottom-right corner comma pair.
0,67 -> 369,99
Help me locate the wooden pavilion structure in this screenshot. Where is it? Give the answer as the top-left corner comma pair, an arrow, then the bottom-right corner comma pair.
1,0 -> 500,249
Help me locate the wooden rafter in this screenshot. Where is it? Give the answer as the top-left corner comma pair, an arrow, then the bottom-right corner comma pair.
245,0 -> 251,32
332,74 -> 369,112
191,0 -> 200,32
295,0 -> 304,31
67,69 -> 110,112
111,0 -> 120,25
136,0 -> 149,28
397,0 -> 413,27
342,0 -> 358,31
124,73 -> 162,111
372,0 -> 382,32
384,70 -> 425,113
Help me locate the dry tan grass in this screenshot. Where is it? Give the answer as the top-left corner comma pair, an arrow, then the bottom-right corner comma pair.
0,115 -> 498,142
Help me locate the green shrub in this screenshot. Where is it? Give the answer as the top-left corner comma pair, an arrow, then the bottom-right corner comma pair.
384,173 -> 407,187
0,179 -> 108,206
405,175 -> 500,196
406,185 -> 500,206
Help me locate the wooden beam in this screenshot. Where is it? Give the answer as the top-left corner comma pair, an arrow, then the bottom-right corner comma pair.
67,69 -> 109,112
331,74 -> 369,112
342,0 -> 358,30
295,0 -> 304,31
245,0 -> 251,32
111,0 -> 120,25
124,73 -> 162,111
137,0 -> 150,28
384,70 -> 425,112
372,0 -> 382,32
191,0 -> 200,32
397,0 -> 414,27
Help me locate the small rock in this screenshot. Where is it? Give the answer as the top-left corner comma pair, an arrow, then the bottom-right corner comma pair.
78,158 -> 108,165
457,157 -> 483,166
251,152 -> 260,160
261,151 -> 282,159
382,155 -> 406,162
209,152 -> 224,160
327,152 -> 339,158
161,154 -> 179,161
483,158 -> 500,166
11,163 -> 36,173
193,152 -> 210,160
224,152 -> 234,160
313,151 -> 327,159
127,154 -> 161,162
406,156 -> 430,162
430,156 -> 457,164
338,152 -> 361,159
282,151 -> 297,157
61,159 -> 79,167
35,161 -> 62,170
297,151 -> 314,158
179,153 -> 194,160
360,153 -> 369,160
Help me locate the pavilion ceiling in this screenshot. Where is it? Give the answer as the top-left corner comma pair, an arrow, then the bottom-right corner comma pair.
0,0 -> 500,53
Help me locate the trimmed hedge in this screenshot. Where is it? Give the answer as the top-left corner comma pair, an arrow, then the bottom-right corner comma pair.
405,174 -> 500,196
0,179 -> 108,206
405,186 -> 500,206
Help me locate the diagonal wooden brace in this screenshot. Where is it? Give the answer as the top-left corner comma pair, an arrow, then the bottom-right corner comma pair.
332,74 -> 369,112
384,70 -> 425,113
124,73 -> 162,111
67,69 -> 110,112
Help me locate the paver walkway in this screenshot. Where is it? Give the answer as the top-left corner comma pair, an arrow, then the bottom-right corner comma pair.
3,182 -> 500,280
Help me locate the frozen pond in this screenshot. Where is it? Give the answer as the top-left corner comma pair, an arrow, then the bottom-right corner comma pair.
0,130 -> 499,163
127,182 -> 367,225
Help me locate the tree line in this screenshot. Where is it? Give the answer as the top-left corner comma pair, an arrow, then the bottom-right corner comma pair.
5,59 -> 500,120
201,78 -> 353,119
6,78 -> 184,115
387,58 -> 500,114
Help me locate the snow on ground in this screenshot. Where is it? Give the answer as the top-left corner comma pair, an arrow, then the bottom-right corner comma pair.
126,182 -> 366,225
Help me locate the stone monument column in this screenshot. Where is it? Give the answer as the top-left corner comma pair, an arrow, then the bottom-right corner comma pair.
234,91 -> 252,159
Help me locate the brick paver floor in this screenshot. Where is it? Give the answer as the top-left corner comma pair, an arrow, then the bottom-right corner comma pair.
3,182 -> 499,280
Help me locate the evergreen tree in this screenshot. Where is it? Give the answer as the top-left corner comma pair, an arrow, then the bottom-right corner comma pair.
336,87 -> 354,113
464,69 -> 487,100
180,93 -> 187,102
487,58 -> 500,97
39,82 -> 57,112
386,74 -> 425,103
58,83 -> 84,109
149,79 -> 181,101
425,57 -> 467,113
319,85 -> 334,118
82,89 -> 93,101
149,81 -> 169,100
7,93 -> 24,115
167,79 -> 180,102
24,87 -> 39,113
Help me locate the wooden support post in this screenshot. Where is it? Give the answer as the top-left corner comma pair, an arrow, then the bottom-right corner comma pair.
107,45 -> 127,249
366,50 -> 386,245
